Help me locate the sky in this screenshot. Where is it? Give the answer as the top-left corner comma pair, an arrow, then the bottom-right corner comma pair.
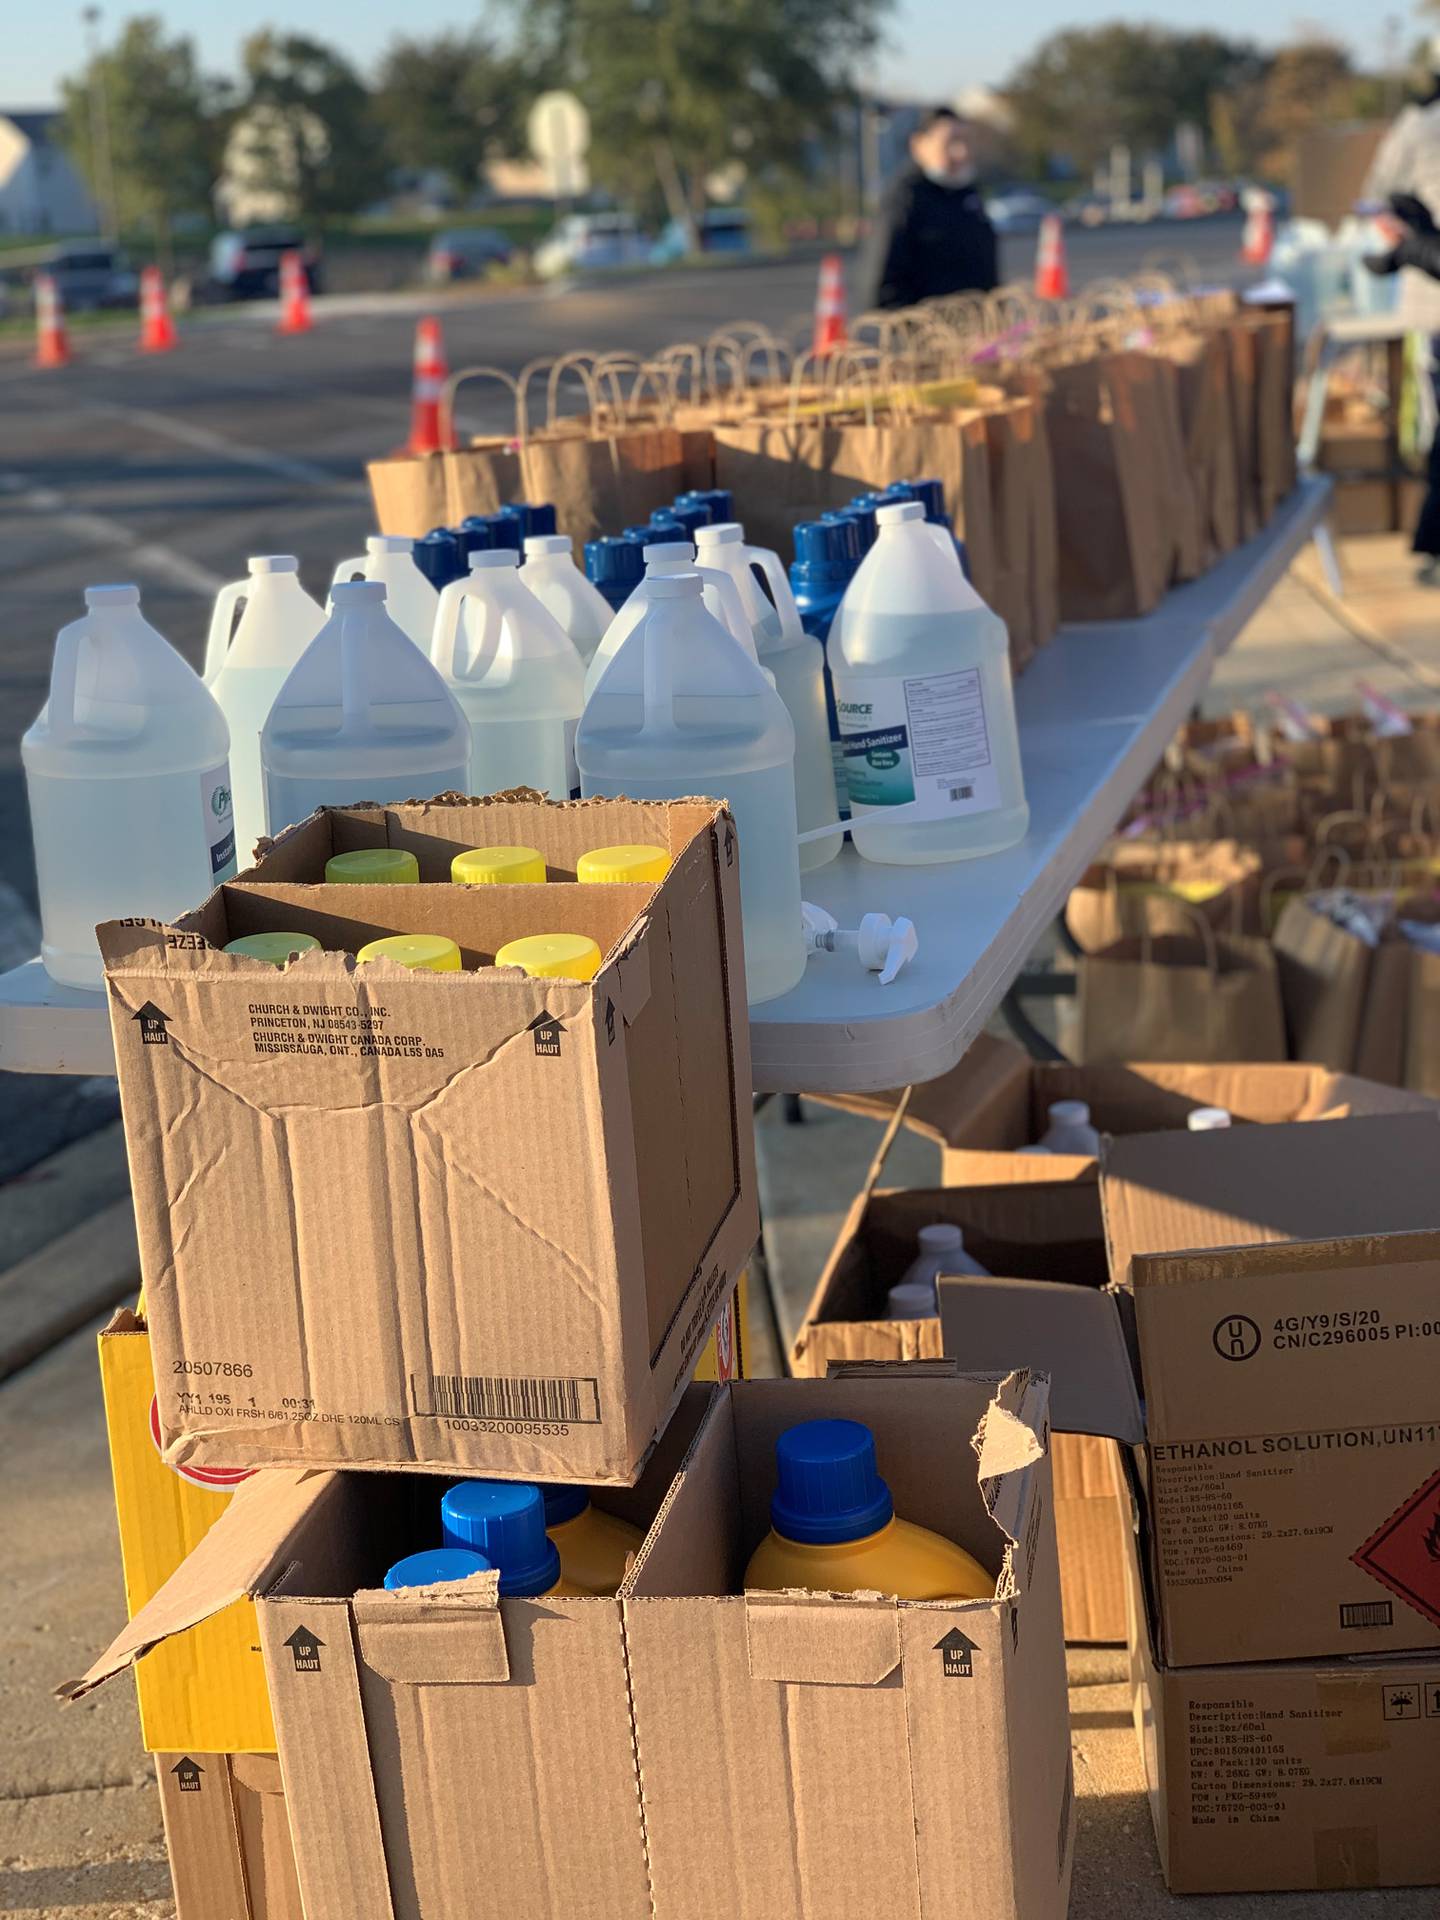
7,0 -> 1385,109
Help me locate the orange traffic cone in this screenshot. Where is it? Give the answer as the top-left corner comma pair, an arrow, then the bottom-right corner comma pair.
33,270 -> 71,369
1034,215 -> 1069,300
404,317 -> 453,455
276,250 -> 313,335
812,253 -> 847,355
1240,194 -> 1275,267
138,265 -> 178,353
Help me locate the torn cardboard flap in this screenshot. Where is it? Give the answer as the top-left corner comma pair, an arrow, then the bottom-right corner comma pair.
974,1368 -> 1050,1549
351,1582 -> 511,1686
743,1591 -> 903,1684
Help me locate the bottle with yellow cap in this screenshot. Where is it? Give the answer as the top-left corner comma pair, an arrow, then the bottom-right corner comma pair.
494,933 -> 601,981
224,931 -> 321,966
324,847 -> 419,885
576,844 -> 671,885
540,1484 -> 644,1596
744,1418 -> 994,1602
452,845 -> 547,886
356,933 -> 461,972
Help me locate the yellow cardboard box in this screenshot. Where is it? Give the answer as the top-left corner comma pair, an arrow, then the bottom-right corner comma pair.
692,1271 -> 747,1382
99,1307 -> 275,1753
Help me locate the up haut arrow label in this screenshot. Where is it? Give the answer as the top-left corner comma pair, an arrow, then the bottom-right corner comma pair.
934,1627 -> 978,1677
171,1756 -> 204,1791
133,1001 -> 172,1045
285,1625 -> 324,1672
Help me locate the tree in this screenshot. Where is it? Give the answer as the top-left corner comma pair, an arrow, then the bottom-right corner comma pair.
513,0 -> 888,231
236,31 -> 387,220
1003,25 -> 1263,178
1212,37 -> 1363,185
59,16 -> 228,252
374,32 -> 523,197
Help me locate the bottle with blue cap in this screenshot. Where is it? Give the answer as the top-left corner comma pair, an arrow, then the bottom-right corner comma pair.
383,1546 -> 493,1591
414,526 -> 466,592
457,515 -> 496,561
744,1417 -> 993,1600
486,507 -> 526,552
585,534 -> 646,613
833,501 -> 878,553
883,479 -> 967,571
582,539 -> 755,699
506,501 -> 558,538
657,499 -> 712,538
441,1481 -> 592,1595
675,487 -> 733,523
540,1484 -> 644,1596
790,518 -> 862,820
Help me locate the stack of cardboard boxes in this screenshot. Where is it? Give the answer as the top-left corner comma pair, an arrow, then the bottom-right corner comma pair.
73,798 -> 1076,1920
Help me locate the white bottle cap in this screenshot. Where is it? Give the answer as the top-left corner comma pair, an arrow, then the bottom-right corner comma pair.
332,579 -> 385,604
366,534 -> 413,555
695,522 -> 743,548
84,583 -> 140,608
876,501 -> 924,526
886,1278 -> 939,1320
1187,1107 -> 1232,1131
468,550 -> 520,571
646,572 -> 704,600
524,534 -> 571,558
1048,1099 -> 1090,1127
249,555 -> 299,575
918,1222 -> 963,1250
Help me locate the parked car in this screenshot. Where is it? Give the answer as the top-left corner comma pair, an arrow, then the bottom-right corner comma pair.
425,227 -> 514,283
983,191 -> 1054,235
533,213 -> 650,278
40,242 -> 138,311
1065,194 -> 1112,228
206,228 -> 322,301
649,207 -> 753,264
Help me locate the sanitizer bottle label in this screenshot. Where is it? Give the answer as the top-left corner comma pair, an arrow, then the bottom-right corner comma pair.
202,762 -> 238,880
834,669 -> 1001,819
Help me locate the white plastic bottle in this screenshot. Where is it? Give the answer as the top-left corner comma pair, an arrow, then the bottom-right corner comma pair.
329,535 -> 438,650
431,551 -> 587,799
584,543 -> 755,699
830,500 -> 1028,865
22,585 -> 237,989
695,523 -> 839,871
576,572 -> 805,1006
1187,1107 -> 1232,1131
1038,1100 -> 1102,1156
519,534 -> 614,666
261,580 -> 470,834
204,556 -> 327,866
886,1222 -> 991,1318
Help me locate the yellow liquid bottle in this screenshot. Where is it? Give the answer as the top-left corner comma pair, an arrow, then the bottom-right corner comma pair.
325,848 -> 419,884
541,1485 -> 644,1596
356,933 -> 461,972
441,1480 -> 592,1597
494,933 -> 601,980
452,846 -> 547,885
744,1418 -> 993,1602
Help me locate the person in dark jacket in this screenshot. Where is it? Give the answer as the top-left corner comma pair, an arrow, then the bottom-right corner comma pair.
864,106 -> 998,311
1367,192 -> 1440,579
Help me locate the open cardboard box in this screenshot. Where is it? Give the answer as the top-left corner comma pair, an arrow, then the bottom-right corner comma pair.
940,1111 -> 1440,1669
73,1371 -> 1073,1920
806,1033 -> 1437,1183
98,795 -> 757,1485
792,1099 -> 1129,1643
158,1752 -> 301,1920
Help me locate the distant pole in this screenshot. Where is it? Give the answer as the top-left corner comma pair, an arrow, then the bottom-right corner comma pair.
81,6 -> 118,241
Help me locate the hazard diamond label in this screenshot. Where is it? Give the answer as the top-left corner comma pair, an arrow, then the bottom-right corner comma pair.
1352,1466 -> 1440,1632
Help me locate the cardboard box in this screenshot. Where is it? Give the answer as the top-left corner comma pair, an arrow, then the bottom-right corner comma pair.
78,1372 -> 1074,1920
158,1752 -> 301,1920
99,795 -> 757,1485
1318,420 -> 1391,476
792,1115 -> 1126,1641
808,1035 -> 1432,1185
1124,1484 -> 1440,1895
1332,477 -> 1397,539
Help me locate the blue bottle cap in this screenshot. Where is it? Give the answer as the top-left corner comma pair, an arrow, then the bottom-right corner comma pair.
676,487 -> 733,522
586,534 -> 646,585
414,526 -> 464,589
441,1481 -> 564,1596
458,515 -> 495,556
540,1483 -> 590,1527
626,519 -> 687,547
659,499 -> 711,535
508,501 -> 557,537
792,518 -> 859,582
837,500 -> 879,550
770,1418 -> 894,1546
487,507 -> 526,551
383,1546 -> 493,1591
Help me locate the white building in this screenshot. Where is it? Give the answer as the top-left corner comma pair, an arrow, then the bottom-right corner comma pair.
0,111 -> 97,235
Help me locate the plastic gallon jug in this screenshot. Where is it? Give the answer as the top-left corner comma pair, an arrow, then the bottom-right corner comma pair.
384,1547 -> 492,1591
520,534 -> 614,665
1038,1100 -> 1101,1155
203,555 -> 327,867
790,519 -> 862,819
452,845 -> 547,884
885,1222 -> 990,1317
431,551 -> 586,799
577,844 -> 671,884
329,535 -> 439,651
744,1419 -> 993,1601
831,501 -> 1027,865
23,585 -> 237,989
585,535 -> 645,613
1187,1106 -> 1232,1131
414,526 -> 466,592
576,572 -> 805,1006
356,933 -> 461,971
583,544 -> 753,699
441,1481 -> 592,1596
541,1485 -> 644,1596
260,580 -> 469,834
695,523 -> 839,870
224,931 -> 321,965
494,932 -> 602,980
324,848 -> 419,885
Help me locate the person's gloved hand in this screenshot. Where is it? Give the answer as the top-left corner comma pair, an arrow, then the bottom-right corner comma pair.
1364,193 -> 1440,276
1390,192 -> 1438,235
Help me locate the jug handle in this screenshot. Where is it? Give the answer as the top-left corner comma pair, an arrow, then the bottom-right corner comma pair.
697,568 -> 756,660
203,580 -> 247,684
746,546 -> 803,640
430,579 -> 464,680
330,555 -> 367,592
47,617 -> 86,746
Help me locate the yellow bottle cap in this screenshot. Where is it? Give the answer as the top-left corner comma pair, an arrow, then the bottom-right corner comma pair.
356,934 -> 462,972
324,848 -> 420,885
224,932 -> 322,967
494,933 -> 602,981
576,844 -> 672,885
452,845 -> 547,886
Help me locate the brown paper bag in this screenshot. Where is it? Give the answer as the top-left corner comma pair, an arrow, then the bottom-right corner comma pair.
1068,840 -> 1262,952
1222,321 -> 1261,542
1138,352 -> 1204,583
1000,363 -> 1061,649
1270,896 -> 1377,1072
1246,310 -> 1296,525
982,400 -> 1037,674
1159,329 -> 1240,563
368,450 -> 458,537
1077,921 -> 1286,1064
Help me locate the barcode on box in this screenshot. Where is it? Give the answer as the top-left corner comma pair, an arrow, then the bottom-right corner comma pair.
948,785 -> 975,802
415,1372 -> 601,1424
1340,1600 -> 1393,1630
